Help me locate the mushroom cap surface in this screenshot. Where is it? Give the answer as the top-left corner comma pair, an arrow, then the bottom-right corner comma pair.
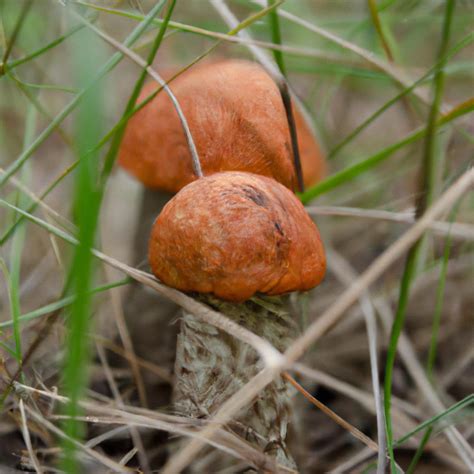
149,172 -> 326,302
119,59 -> 326,193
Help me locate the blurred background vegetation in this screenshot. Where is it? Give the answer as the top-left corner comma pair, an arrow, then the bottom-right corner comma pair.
0,0 -> 473,472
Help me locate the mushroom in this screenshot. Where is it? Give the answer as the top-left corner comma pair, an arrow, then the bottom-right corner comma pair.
118,59 -> 326,417
118,59 -> 326,193
149,171 -> 326,469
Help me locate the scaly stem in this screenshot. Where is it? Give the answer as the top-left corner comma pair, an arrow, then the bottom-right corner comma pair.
173,294 -> 298,471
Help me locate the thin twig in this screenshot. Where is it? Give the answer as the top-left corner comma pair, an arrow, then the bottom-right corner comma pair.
305,205 -> 474,241
18,399 -> 44,474
283,372 -> 379,452
22,403 -> 133,472
95,343 -> 150,472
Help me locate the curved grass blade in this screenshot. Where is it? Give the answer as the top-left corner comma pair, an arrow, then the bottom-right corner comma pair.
405,427 -> 433,474
426,203 -> 461,379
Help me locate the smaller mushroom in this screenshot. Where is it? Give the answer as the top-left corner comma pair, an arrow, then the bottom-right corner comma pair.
119,59 -> 326,193
149,171 -> 326,469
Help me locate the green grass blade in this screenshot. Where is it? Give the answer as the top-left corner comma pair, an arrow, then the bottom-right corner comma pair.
368,0 -> 394,60
9,77 -> 77,93
383,1 -> 456,471
3,23 -> 84,73
0,260 -> 22,362
395,394 -> 474,447
417,0 -> 457,213
0,103 -> 37,378
299,97 -> 472,204
0,160 -> 78,245
267,0 -> 286,75
0,197 -> 80,246
384,243 -> 420,471
0,0 -> 33,73
7,70 -> 75,147
100,0 -> 171,182
0,279 -> 129,331
329,32 -> 474,159
7,108 -> 36,363
426,204 -> 460,379
77,1 -> 281,42
0,0 -> 167,190
406,427 -> 433,474
60,24 -> 105,473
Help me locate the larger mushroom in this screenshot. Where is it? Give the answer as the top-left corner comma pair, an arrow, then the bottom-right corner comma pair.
119,59 -> 326,192
149,171 -> 326,469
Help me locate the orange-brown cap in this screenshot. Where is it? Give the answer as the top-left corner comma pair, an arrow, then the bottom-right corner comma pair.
119,59 -> 326,193
149,172 -> 326,302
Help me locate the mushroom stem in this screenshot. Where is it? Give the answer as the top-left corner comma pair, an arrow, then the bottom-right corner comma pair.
173,294 -> 298,471
124,188 -> 179,403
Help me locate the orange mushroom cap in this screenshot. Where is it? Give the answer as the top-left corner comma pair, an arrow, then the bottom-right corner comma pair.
119,59 -> 326,193
149,172 -> 326,302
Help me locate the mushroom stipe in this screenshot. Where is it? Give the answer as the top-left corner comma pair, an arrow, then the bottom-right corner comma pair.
174,294 -> 298,470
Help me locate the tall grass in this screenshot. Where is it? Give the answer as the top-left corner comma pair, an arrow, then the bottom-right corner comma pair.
383,1 -> 456,471
0,1 -> 472,472
60,1 -> 177,469
61,24 -> 105,473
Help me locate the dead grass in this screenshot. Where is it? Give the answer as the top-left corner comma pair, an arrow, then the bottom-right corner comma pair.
0,0 -> 473,473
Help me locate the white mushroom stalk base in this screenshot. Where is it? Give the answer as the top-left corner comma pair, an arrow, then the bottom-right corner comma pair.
173,294 -> 298,471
